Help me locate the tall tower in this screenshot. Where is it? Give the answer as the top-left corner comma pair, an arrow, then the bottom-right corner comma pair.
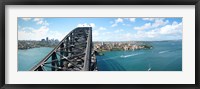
46,37 -> 48,42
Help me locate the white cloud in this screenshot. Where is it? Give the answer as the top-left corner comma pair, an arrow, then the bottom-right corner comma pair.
18,26 -> 49,40
18,26 -> 68,41
92,30 -> 101,41
142,18 -> 155,21
20,27 -> 34,32
33,18 -> 42,21
116,18 -> 123,23
111,23 -> 117,27
33,18 -> 49,26
114,29 -> 124,33
93,28 -> 134,41
121,33 -> 134,40
92,27 -> 115,41
93,30 -> 99,37
42,21 -> 50,26
133,18 -> 169,30
21,18 -> 31,21
36,20 -> 43,24
134,30 -> 158,38
77,23 -> 95,28
111,18 -> 123,27
94,21 -> 182,41
19,18 -> 66,41
152,19 -> 169,28
129,18 -> 136,22
47,31 -> 69,41
159,22 -> 182,35
111,18 -> 135,27
32,26 -> 49,35
134,23 -> 151,30
90,23 -> 95,28
134,21 -> 182,40
99,27 -> 106,30
18,18 -> 69,41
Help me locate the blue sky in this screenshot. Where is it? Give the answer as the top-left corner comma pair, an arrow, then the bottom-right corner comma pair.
18,17 -> 182,41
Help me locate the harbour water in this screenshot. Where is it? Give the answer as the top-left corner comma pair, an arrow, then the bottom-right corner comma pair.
96,41 -> 182,71
18,47 -> 53,71
18,41 -> 182,71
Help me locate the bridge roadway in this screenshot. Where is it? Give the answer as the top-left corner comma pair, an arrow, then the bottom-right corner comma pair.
30,27 -> 97,71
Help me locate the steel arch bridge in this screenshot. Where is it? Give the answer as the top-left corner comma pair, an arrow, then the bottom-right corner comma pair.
30,27 -> 97,71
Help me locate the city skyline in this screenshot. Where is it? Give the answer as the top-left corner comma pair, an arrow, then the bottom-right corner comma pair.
18,36 -> 59,41
18,17 -> 182,41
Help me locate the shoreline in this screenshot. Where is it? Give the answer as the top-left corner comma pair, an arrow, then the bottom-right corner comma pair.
94,46 -> 153,56
18,46 -> 55,50
94,42 -> 153,56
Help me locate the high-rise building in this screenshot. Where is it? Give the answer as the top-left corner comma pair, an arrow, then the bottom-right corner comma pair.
101,42 -> 104,45
46,37 -> 48,42
41,39 -> 45,42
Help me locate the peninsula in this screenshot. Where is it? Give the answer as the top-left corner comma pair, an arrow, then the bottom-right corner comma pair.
93,41 -> 153,55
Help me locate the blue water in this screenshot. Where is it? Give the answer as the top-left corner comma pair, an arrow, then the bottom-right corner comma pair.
96,41 -> 182,71
18,47 -> 53,71
18,41 -> 182,71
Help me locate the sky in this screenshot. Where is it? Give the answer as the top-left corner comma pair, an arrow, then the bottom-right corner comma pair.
18,17 -> 182,41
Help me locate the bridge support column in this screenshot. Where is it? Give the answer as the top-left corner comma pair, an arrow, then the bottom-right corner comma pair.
37,66 -> 43,71
52,52 -> 57,71
60,43 -> 64,68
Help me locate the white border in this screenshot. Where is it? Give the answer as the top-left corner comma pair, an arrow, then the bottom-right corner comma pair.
5,5 -> 195,84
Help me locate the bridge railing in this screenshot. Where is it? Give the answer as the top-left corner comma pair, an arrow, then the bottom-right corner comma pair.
83,28 -> 92,71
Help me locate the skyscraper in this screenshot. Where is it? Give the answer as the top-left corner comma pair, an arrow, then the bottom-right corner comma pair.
46,37 -> 48,42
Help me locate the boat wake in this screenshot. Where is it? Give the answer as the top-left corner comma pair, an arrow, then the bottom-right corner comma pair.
120,53 -> 143,58
148,67 -> 151,71
101,56 -> 120,60
158,50 -> 169,54
147,64 -> 151,71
